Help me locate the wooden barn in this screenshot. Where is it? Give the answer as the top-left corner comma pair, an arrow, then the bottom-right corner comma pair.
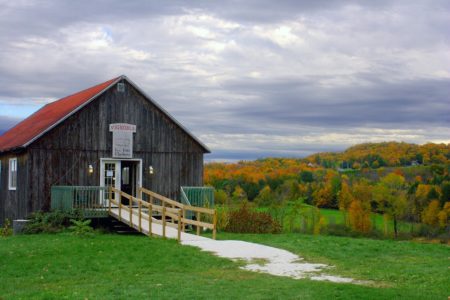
0,75 -> 211,225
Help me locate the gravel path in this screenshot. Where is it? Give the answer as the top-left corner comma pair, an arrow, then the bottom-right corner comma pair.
182,239 -> 357,283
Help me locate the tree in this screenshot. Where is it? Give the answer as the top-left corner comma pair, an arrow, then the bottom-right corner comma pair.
349,179 -> 373,233
440,182 -> 450,206
214,189 -> 229,205
348,199 -> 371,233
421,200 -> 441,227
232,186 -> 247,203
413,184 -> 432,220
338,178 -> 354,226
373,173 -> 408,238
299,170 -> 314,183
438,202 -> 450,228
254,185 -> 273,207
312,183 -> 334,208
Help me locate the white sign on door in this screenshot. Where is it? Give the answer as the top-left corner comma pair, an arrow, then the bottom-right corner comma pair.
109,123 -> 136,158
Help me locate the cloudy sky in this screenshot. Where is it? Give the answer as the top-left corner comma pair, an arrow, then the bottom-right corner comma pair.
0,1 -> 449,161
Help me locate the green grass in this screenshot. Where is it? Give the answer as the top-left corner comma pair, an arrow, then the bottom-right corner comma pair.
1,232 -> 449,299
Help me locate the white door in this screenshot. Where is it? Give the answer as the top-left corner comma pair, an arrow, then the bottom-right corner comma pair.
100,160 -> 121,206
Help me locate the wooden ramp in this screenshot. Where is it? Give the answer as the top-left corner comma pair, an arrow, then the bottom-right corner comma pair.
108,187 -> 216,242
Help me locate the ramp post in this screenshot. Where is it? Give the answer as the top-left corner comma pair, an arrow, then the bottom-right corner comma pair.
138,200 -> 142,232
162,206 -> 166,238
149,203 -> 153,237
213,210 -> 217,240
177,210 -> 182,242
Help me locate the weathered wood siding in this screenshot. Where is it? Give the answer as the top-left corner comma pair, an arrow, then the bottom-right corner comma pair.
0,152 -> 29,225
0,79 -> 206,224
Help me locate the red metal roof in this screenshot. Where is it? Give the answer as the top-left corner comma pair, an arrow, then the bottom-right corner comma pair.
0,77 -> 120,152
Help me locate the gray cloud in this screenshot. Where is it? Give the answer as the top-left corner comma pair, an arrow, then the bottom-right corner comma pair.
0,0 -> 449,160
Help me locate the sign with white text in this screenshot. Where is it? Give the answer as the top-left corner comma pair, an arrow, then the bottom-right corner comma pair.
109,123 -> 136,158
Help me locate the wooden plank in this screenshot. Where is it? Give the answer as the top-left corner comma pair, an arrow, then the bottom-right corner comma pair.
183,218 -> 214,230
140,187 -> 184,208
184,205 -> 215,214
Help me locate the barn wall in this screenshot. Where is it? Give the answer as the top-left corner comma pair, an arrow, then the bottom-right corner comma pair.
0,152 -> 29,225
25,79 -> 205,212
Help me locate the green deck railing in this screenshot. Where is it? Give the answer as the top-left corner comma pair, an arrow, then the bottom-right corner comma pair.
51,186 -> 109,218
180,186 -> 214,208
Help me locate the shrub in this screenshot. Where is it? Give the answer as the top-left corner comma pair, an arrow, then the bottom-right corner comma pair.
69,219 -> 94,236
216,207 -> 229,231
1,219 -> 13,237
224,203 -> 281,234
23,210 -> 83,234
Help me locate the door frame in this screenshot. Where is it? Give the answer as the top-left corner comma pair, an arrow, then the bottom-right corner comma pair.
100,158 -> 143,193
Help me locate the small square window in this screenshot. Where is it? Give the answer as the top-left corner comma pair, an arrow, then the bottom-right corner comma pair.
9,158 -> 17,190
117,82 -> 125,92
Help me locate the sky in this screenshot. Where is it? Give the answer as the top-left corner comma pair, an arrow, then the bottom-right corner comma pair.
0,0 -> 449,161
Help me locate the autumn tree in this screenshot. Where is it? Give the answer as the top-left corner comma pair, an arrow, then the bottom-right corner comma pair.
214,189 -> 229,205
232,186 -> 247,204
373,173 -> 408,238
338,177 -> 354,226
421,200 -> 441,227
348,179 -> 372,233
254,185 -> 273,207
348,199 -> 371,233
312,183 -> 334,208
438,202 -> 450,228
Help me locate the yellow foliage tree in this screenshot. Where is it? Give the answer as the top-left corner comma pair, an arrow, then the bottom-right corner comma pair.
421,200 -> 441,227
438,202 -> 450,228
348,199 -> 372,233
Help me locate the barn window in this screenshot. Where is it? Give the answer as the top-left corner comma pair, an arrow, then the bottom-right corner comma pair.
8,158 -> 17,190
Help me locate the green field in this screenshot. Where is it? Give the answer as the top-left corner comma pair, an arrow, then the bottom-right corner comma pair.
1,232 -> 448,299
247,205 -> 417,236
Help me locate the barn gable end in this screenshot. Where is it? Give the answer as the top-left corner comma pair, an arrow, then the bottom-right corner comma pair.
0,76 -> 209,225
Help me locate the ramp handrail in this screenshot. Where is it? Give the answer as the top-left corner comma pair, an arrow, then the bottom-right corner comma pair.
109,187 -> 217,240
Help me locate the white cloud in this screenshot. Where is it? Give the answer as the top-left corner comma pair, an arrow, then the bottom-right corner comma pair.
0,1 -> 449,160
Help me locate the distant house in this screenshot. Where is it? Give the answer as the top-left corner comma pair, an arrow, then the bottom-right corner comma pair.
411,160 -> 420,166
0,75 -> 209,225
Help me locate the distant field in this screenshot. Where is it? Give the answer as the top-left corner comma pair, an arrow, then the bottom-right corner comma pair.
225,205 -> 417,237
1,233 -> 448,299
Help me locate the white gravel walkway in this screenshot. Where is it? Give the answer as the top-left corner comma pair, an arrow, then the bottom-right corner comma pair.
182,239 -> 357,283
110,208 -> 359,283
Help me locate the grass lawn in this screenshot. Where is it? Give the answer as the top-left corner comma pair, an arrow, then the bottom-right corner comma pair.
1,232 -> 449,299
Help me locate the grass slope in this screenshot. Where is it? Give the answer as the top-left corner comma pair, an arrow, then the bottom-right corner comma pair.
1,233 -> 448,299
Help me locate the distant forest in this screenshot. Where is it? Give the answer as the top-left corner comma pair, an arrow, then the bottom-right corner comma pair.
205,142 -> 450,238
305,141 -> 450,169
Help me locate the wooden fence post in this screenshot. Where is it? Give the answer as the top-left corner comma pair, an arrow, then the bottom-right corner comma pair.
182,208 -> 186,232
162,206 -> 166,239
108,186 -> 112,214
118,192 -> 122,222
196,211 -> 201,236
129,197 -> 133,226
177,210 -> 182,243
138,187 -> 142,201
149,204 -> 153,237
213,209 -> 217,240
138,200 -> 142,232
